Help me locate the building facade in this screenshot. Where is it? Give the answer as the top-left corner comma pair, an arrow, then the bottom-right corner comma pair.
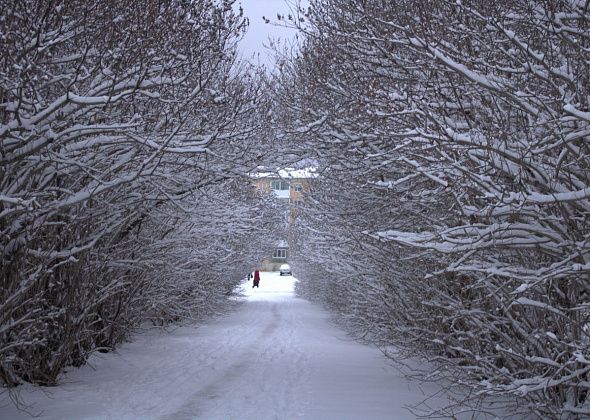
251,168 -> 315,271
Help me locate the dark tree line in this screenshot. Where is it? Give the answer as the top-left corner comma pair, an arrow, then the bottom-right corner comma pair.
275,0 -> 590,417
0,0 -> 282,391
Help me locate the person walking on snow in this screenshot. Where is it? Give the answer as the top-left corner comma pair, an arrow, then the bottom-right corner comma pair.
253,270 -> 260,288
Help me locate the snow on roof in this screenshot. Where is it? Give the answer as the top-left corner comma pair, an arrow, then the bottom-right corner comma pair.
250,171 -> 275,179
278,168 -> 318,179
250,167 -> 318,179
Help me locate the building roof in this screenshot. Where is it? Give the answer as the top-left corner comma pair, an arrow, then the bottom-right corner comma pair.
250,167 -> 318,179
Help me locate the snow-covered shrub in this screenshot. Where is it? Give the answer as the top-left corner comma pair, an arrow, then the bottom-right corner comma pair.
0,0 -> 276,389
279,0 -> 590,417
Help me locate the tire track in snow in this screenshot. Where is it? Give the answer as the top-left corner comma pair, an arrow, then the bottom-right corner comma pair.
92,320 -> 251,418
161,289 -> 307,420
265,296 -> 310,419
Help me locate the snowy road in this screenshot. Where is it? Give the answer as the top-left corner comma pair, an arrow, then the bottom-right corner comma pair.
1,273 -> 450,420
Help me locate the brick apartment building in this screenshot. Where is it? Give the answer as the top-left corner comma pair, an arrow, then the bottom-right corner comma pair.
251,167 -> 316,271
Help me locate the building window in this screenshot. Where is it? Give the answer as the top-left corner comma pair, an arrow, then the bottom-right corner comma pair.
273,248 -> 287,259
293,183 -> 302,192
290,199 -> 303,207
270,180 -> 289,190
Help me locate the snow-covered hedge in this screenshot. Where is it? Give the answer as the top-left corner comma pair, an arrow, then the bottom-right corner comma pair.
280,0 -> 590,417
0,0 -> 279,389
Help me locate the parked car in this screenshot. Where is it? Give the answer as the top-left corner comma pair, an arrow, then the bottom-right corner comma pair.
279,264 -> 292,276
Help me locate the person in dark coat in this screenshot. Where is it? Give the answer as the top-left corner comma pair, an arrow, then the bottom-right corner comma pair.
253,270 -> 260,288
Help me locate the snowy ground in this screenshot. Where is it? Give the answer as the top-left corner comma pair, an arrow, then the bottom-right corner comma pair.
1,272 -> 489,419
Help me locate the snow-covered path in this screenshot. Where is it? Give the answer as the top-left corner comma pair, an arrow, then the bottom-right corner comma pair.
1,273 -> 450,420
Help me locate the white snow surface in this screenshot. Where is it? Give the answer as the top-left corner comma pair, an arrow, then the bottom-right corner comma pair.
2,273 -> 459,420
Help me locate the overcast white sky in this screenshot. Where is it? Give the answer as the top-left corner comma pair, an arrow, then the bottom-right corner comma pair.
235,0 -> 303,67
